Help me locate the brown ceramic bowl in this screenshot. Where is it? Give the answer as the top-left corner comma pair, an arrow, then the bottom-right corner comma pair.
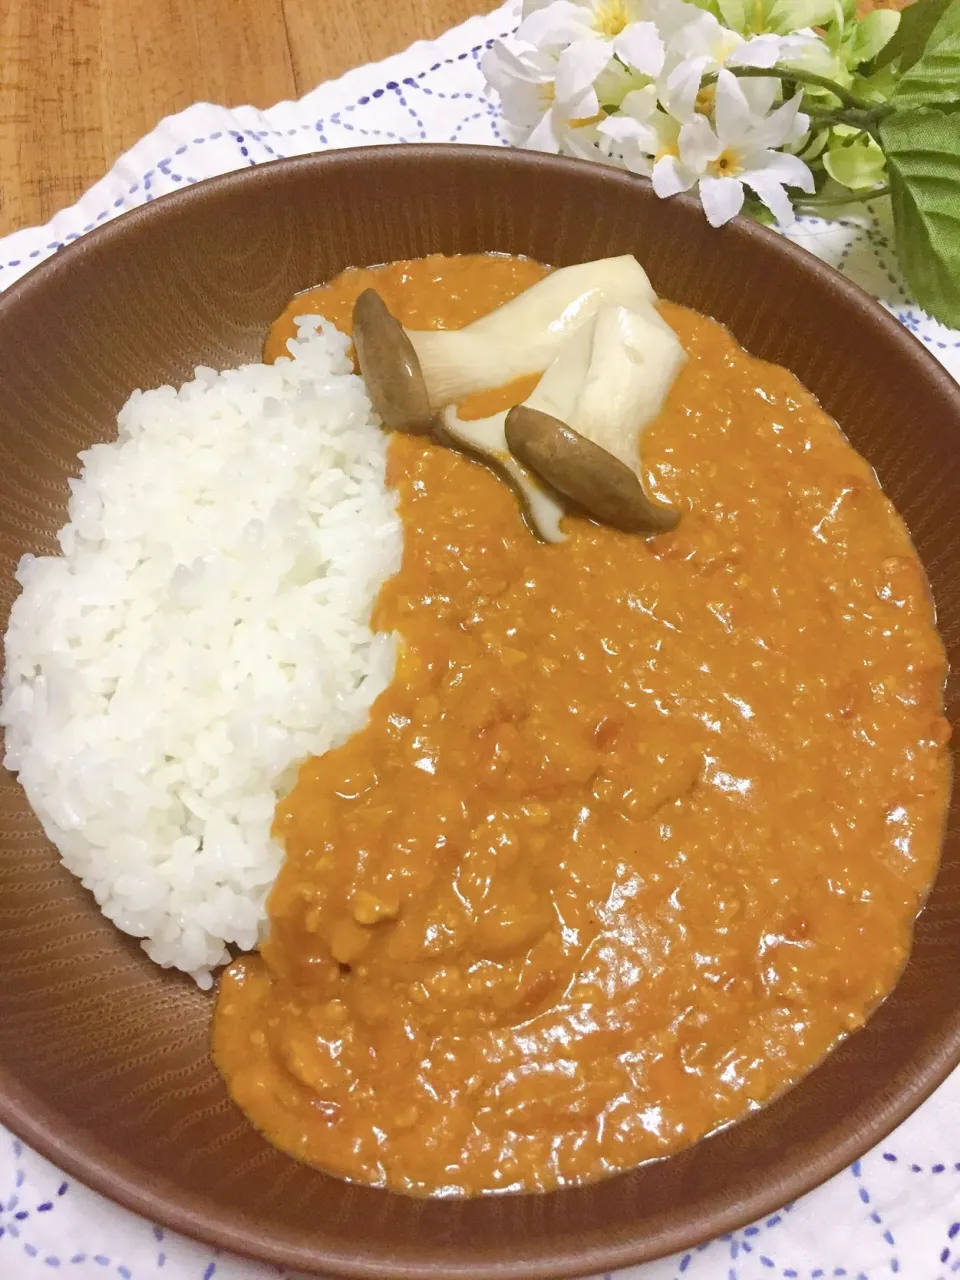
0,145 -> 958,1279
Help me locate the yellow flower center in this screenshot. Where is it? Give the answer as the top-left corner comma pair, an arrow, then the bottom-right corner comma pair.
569,112 -> 606,128
708,148 -> 743,178
695,85 -> 716,116
595,0 -> 631,37
655,141 -> 679,161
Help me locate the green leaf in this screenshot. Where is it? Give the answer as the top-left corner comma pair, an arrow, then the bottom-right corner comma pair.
717,0 -> 748,30
891,0 -> 960,107
823,136 -> 888,188
778,32 -> 853,85
876,0 -> 954,70
686,0 -> 724,16
594,60 -> 652,109
852,61 -> 900,101
847,10 -> 900,65
767,0 -> 837,35
880,107 -> 960,325
798,127 -> 831,161
744,197 -> 779,225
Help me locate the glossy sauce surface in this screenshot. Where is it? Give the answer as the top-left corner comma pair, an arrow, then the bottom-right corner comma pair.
215,254 -> 950,1196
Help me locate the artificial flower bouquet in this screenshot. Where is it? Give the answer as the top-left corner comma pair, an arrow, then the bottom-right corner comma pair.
483,0 -> 960,325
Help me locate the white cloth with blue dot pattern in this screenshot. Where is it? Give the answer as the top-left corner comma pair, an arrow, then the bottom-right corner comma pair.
1,3 -> 958,1276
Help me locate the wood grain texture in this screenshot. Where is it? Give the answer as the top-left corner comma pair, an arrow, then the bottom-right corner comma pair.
0,0 -> 913,238
0,0 -> 492,237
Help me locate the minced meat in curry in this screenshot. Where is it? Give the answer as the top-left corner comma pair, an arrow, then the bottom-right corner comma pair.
213,253 -> 950,1196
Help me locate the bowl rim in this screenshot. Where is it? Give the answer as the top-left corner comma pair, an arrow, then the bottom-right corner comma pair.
0,142 -> 958,1279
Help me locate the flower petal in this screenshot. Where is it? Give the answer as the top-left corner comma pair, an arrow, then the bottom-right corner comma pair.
524,109 -> 564,154
778,31 -> 840,77
556,38 -> 612,103
654,0 -> 704,43
661,55 -> 711,123
482,45 -> 558,130
620,84 -> 659,123
482,41 -> 553,90
678,113 -> 722,170
698,175 -> 745,226
653,154 -> 698,197
598,119 -> 657,173
598,114 -> 654,146
741,149 -> 816,193
738,75 -> 779,117
623,151 -> 656,177
614,21 -> 666,76
785,107 -> 811,149
748,90 -> 807,152
518,1 -> 595,50
713,69 -> 754,145
623,0 -> 655,20
742,174 -> 796,225
562,119 -> 608,162
666,10 -> 723,61
727,33 -> 782,68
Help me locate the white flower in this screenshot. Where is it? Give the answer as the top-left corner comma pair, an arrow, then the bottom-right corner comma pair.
482,40 -> 602,152
651,68 -> 814,226
666,9 -> 761,70
668,13 -> 827,75
482,40 -> 617,160
654,12 -> 828,125
485,0 -> 830,227
661,56 -> 781,125
518,0 -> 673,100
557,117 -> 611,161
598,45 -> 787,179
597,86 -> 679,176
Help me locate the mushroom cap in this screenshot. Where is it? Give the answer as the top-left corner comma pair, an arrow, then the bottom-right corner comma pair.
505,405 -> 681,535
352,289 -> 433,435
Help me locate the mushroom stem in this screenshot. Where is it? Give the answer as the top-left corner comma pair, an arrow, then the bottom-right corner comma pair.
504,302 -> 686,534
571,304 -> 687,473
440,322 -> 597,543
351,259 -> 687,539
408,256 -> 656,408
440,405 -> 567,543
445,300 -> 686,538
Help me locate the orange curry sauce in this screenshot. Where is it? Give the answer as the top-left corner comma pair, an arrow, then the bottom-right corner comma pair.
213,254 -> 950,1196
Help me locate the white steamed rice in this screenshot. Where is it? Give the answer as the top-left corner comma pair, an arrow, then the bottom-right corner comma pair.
0,318 -> 402,987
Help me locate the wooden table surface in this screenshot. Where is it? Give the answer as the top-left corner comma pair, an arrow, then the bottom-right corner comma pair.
0,0 -> 911,241
0,0 -> 492,238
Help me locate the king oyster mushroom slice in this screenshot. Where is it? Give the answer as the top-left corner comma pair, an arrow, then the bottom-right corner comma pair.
447,303 -> 685,538
506,302 -> 685,534
570,303 -> 686,473
441,320 -> 598,543
351,256 -> 656,434
506,408 -> 680,534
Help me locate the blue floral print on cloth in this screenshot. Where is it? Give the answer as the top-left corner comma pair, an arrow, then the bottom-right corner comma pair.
0,3 -> 957,1277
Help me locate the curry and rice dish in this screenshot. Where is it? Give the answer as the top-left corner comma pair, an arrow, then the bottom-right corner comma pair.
1,252 -> 950,1198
